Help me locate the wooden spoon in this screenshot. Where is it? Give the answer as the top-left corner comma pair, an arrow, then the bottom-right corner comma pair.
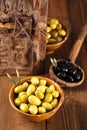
49,24 -> 87,87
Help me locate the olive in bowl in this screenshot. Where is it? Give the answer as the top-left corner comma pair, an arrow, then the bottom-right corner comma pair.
9,76 -> 64,122
49,58 -> 84,87
46,18 -> 69,54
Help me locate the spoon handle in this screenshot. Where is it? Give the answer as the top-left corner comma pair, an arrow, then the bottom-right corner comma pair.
69,24 -> 87,63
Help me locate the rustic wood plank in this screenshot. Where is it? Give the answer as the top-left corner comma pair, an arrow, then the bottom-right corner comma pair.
46,0 -> 87,130
79,0 -> 87,25
67,0 -> 83,35
63,87 -> 87,130
46,108 -> 65,130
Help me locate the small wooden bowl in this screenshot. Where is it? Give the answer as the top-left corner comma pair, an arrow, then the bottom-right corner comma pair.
46,25 -> 69,54
9,76 -> 64,122
49,59 -> 85,87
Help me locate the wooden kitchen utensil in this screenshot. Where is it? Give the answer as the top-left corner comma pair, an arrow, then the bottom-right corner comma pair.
49,24 -> 87,87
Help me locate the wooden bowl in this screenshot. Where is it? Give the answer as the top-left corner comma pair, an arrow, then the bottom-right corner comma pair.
46,25 -> 69,54
49,59 -> 85,87
9,76 -> 64,122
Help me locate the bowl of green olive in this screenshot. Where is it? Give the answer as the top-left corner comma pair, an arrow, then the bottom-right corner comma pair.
46,18 -> 69,54
9,76 -> 64,122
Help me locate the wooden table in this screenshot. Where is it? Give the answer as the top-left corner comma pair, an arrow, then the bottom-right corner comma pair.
0,0 -> 87,130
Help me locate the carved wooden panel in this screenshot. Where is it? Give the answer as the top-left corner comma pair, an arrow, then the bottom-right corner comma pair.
0,0 -> 48,75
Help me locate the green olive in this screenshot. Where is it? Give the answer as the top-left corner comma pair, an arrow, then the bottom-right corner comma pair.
56,36 -> 63,42
58,29 -> 66,36
50,18 -> 59,30
20,94 -> 28,103
46,85 -> 55,93
51,99 -> 58,108
37,86 -> 46,93
35,90 -> 44,100
46,33 -> 51,39
14,82 -> 28,93
30,77 -> 39,85
50,18 -> 59,26
39,79 -> 47,86
22,82 -> 28,88
51,30 -> 58,38
49,85 -> 55,92
20,103 -> 29,113
28,95 -> 41,106
29,105 -> 38,115
52,90 -> 59,98
46,87 -> 52,93
14,97 -> 22,106
44,93 -> 53,103
56,23 -> 62,30
46,26 -> 52,33
18,92 -> 27,97
14,85 -> 26,93
50,22 -> 57,30
48,38 -> 56,44
26,84 -> 36,96
42,102 -> 52,110
38,106 -> 46,114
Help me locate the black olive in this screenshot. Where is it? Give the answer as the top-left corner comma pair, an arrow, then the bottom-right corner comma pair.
64,75 -> 75,82
53,66 -> 60,74
74,69 -> 82,81
57,72 -> 67,80
61,67 -> 69,73
75,74 -> 81,81
70,67 -> 77,75
72,69 -> 78,75
68,76 -> 75,82
53,59 -> 82,83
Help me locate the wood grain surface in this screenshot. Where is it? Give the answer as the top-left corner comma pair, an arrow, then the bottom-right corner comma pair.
0,0 -> 87,130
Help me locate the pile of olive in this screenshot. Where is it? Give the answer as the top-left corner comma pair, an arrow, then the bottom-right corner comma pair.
53,59 -> 83,82
14,77 -> 60,115
46,18 -> 67,44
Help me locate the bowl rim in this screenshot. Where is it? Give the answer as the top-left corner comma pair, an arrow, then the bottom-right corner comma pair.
9,76 -> 64,118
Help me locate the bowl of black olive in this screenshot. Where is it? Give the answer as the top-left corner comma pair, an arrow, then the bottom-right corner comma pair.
46,18 -> 69,54
49,58 -> 84,87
